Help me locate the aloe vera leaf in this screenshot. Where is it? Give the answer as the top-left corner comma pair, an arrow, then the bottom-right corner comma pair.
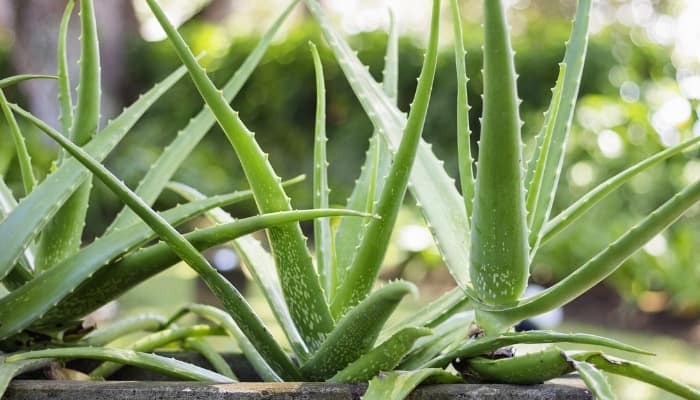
450,0 -> 474,219
0,90 -> 36,194
362,368 -> 462,400
33,208 -> 369,333
330,0 -> 441,318
470,0 -> 529,307
89,324 -> 220,379
0,358 -> 52,399
0,175 -> 35,290
526,63 -> 567,246
478,177 -> 700,331
540,135 -> 700,246
329,327 -> 432,383
183,337 -> 238,380
398,311 -> 473,370
36,0 -> 102,272
108,0 -> 299,233
0,75 -> 56,89
0,65 -> 186,281
309,42 -> 334,300
180,304 -> 282,382
57,0 -> 75,136
525,0 -> 592,250
147,0 -> 333,351
572,352 -> 700,400
333,9 -> 398,290
0,178 -> 293,337
166,180 -> 310,362
426,330 -> 652,369
462,347 -> 573,384
6,348 -> 234,382
571,360 -> 615,400
83,313 -> 168,346
382,286 -> 470,341
23,105 -> 304,381
300,281 -> 417,381
302,0 -> 475,299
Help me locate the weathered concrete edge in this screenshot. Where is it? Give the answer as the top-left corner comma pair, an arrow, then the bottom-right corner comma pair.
6,377 -> 591,400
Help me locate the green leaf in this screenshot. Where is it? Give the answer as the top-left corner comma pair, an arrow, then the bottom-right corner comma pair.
0,64 -> 186,281
398,311 -> 473,370
450,0 -> 474,219
525,0 -> 592,252
461,347 -> 573,384
478,177 -> 700,331
470,0 -> 529,307
362,369 -> 462,400
0,89 -> 36,195
183,337 -> 238,381
0,358 -> 52,399
0,170 -> 35,291
302,0 -> 476,301
20,100 -> 303,381
166,179 -> 311,362
175,304 -> 283,382
107,0 -> 299,232
572,360 -> 616,400
83,313 -> 168,346
427,330 -> 652,369
57,0 -> 75,137
146,0 -> 333,351
6,348 -> 234,383
89,324 -> 221,379
572,352 -> 700,400
309,41 -> 334,300
0,75 -> 56,89
301,281 -> 417,381
540,135 -> 700,246
331,0 -> 441,318
329,327 -> 432,383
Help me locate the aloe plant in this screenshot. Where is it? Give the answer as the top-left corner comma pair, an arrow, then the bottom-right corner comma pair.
1,1 -> 699,399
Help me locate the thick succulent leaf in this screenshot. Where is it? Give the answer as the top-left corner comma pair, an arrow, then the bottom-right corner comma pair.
0,63 -> 187,281
572,352 -> 700,400
478,177 -> 700,331
83,313 -> 168,346
329,327 -> 432,383
167,180 -> 310,362
33,207 -> 367,332
0,358 -> 51,399
0,90 -> 36,194
176,304 -> 282,382
362,369 -> 462,400
108,0 -> 299,232
146,0 -> 333,351
427,330 -> 651,369
461,347 -> 573,384
450,0 -> 474,219
470,0 -> 529,306
0,176 -> 35,290
540,135 -> 700,246
302,0 -> 475,300
331,0 -> 441,318
571,360 -> 615,400
183,337 -> 238,380
22,104 -> 303,381
0,75 -> 56,89
89,324 -> 221,379
6,348 -> 234,382
398,311 -> 473,370
525,0 -> 592,251
37,0 -> 102,272
300,281 -> 417,381
57,0 -> 75,136
309,42 -> 334,300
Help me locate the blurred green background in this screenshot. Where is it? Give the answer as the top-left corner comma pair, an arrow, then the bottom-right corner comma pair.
0,1 -> 699,398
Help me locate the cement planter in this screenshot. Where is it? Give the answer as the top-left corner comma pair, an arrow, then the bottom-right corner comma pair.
5,352 -> 592,400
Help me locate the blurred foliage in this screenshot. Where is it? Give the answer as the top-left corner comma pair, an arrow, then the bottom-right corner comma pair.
1,13 -> 698,316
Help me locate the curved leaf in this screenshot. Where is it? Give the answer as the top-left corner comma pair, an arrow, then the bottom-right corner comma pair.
362,369 -> 462,400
